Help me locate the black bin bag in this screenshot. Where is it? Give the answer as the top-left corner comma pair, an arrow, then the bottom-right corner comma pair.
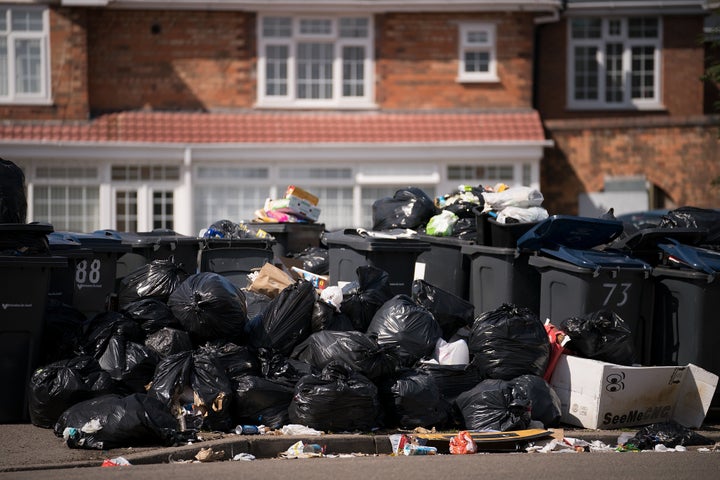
231,374 -> 294,429
0,157 -> 27,223
122,298 -> 180,334
510,374 -> 562,428
411,279 -> 475,340
659,206 -> 720,246
289,362 -> 382,432
455,378 -> 532,432
28,356 -> 114,429
291,330 -> 397,381
54,393 -> 181,450
117,258 -> 189,308
559,309 -> 636,365
372,187 -> 438,231
147,350 -> 235,433
311,299 -> 355,332
625,421 -> 715,450
82,312 -> 159,393
246,280 -> 316,356
385,368 -> 452,430
468,303 -> 550,380
340,265 -> 395,332
145,327 -> 193,358
366,294 -> 443,368
168,272 -> 248,345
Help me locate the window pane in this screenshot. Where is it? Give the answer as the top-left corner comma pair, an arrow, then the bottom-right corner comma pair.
574,46 -> 598,100
605,43 -> 624,103
266,45 -> 288,96
631,46 -> 655,99
571,18 -> 602,39
608,19 -> 621,36
33,185 -> 100,232
466,30 -> 489,45
194,185 -> 269,233
262,17 -> 291,37
342,46 -> 364,97
116,190 -> 138,232
464,51 -> 490,73
0,9 -> 7,31
339,17 -> 368,38
629,18 -> 658,39
300,19 -> 332,35
153,190 -> 174,230
297,42 -> 333,99
0,38 -> 6,96
11,9 -> 42,32
15,38 -> 41,94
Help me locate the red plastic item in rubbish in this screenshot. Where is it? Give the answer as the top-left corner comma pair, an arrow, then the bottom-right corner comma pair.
543,320 -> 570,382
449,431 -> 477,454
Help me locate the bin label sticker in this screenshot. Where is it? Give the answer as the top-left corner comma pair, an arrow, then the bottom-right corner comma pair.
75,259 -> 103,289
2,303 -> 32,310
602,282 -> 631,307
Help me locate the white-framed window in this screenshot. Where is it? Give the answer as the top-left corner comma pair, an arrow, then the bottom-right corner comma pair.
257,14 -> 375,108
568,17 -> 662,110
32,166 -> 101,232
111,165 -> 181,231
457,23 -> 498,83
0,6 -> 51,104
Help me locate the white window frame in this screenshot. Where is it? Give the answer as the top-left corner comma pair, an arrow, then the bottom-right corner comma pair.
256,14 -> 375,109
567,16 -> 663,110
457,22 -> 498,83
0,5 -> 51,105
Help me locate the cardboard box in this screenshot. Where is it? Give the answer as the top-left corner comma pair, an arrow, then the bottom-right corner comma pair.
549,354 -> 718,429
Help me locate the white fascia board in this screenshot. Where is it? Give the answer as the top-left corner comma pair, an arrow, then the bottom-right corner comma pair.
564,0 -> 709,15
0,139 -> 553,163
75,0 -> 561,13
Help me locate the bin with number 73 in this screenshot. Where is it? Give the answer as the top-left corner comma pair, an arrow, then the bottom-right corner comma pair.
517,216 -> 654,365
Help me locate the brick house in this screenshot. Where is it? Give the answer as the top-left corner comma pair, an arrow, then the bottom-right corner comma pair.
0,0 -> 717,235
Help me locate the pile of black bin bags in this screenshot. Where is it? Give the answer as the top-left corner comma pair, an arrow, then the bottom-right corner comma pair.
30,253 -> 570,450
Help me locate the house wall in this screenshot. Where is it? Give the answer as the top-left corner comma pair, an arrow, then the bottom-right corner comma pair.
535,15 -> 719,214
376,12 -> 536,109
86,10 -> 256,113
0,8 -> 90,120
541,116 -> 720,215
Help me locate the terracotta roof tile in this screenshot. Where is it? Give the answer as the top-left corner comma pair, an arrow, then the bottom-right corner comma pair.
0,110 -> 547,144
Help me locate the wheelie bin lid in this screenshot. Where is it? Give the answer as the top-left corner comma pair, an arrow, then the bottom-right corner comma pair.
63,231 -> 132,253
657,238 -> 720,275
517,215 -> 651,271
611,227 -> 707,251
517,215 -> 624,252
324,228 -> 431,252
93,229 -> 201,249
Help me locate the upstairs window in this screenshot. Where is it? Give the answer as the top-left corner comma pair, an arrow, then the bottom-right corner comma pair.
568,17 -> 662,109
0,6 -> 50,104
257,15 -> 374,108
458,23 -> 498,82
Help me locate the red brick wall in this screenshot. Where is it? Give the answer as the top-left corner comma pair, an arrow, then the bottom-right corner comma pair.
0,8 -> 90,121
86,10 -> 255,112
376,12 -> 536,110
536,16 -> 707,119
541,117 -> 720,215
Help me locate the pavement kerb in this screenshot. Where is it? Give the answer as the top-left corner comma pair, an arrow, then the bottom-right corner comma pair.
4,428 -> 719,473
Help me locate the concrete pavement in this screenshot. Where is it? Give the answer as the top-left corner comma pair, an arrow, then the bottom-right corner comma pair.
2,422 -> 719,472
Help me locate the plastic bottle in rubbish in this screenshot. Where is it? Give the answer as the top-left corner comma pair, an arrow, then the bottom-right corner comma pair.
303,444 -> 324,454
403,444 -> 437,456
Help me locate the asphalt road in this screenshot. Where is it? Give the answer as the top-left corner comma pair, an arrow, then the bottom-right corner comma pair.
2,451 -> 720,480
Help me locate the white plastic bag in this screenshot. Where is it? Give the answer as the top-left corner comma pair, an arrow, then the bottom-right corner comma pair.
495,206 -> 549,224
482,187 -> 544,211
434,338 -> 470,365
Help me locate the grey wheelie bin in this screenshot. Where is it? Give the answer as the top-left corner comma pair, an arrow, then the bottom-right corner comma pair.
517,215 -> 654,363
325,229 -> 430,295
198,236 -> 276,289
648,239 -> 720,415
0,223 -> 66,423
415,234 -> 473,301
94,229 -> 203,281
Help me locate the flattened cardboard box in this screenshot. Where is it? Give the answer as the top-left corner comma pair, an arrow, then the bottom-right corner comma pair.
549,354 -> 718,430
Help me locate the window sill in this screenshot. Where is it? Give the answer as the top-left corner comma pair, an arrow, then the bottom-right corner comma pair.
456,75 -> 500,84
565,103 -> 667,112
0,98 -> 53,106
254,101 -> 379,110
